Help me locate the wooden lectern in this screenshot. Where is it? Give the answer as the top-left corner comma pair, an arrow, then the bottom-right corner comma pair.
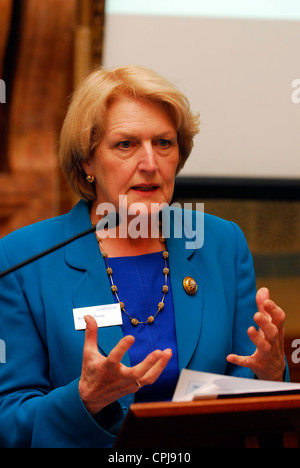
115,394 -> 300,448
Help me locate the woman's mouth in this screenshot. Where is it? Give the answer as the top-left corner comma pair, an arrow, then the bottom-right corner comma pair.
131,184 -> 159,192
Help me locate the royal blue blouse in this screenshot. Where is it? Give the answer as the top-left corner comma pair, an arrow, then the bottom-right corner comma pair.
108,251 -> 179,402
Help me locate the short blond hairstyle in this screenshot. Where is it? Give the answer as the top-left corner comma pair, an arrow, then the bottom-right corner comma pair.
59,65 -> 200,201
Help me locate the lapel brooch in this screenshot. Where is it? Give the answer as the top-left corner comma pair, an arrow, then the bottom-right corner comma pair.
183,276 -> 198,295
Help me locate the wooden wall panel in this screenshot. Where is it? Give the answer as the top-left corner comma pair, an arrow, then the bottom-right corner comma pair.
0,0 -> 13,74
8,0 -> 75,172
0,0 -> 106,237
0,0 -> 77,237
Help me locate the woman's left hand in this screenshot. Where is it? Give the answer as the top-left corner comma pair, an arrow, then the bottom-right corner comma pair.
227,287 -> 286,381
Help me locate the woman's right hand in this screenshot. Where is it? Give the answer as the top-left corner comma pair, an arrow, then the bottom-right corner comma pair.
78,315 -> 172,415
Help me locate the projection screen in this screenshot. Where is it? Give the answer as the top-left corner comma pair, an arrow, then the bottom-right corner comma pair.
102,0 -> 300,180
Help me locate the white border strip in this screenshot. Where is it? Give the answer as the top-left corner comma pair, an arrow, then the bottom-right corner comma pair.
105,0 -> 300,21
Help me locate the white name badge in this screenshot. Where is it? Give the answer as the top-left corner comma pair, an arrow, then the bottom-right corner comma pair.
73,304 -> 123,330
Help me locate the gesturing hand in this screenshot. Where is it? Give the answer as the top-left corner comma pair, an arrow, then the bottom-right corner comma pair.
227,287 -> 286,381
78,315 -> 172,415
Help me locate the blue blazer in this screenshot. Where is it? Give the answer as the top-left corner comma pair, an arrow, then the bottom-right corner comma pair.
0,200 -> 278,447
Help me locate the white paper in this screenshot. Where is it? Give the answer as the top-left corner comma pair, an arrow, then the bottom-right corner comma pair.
172,369 -> 300,402
73,304 -> 123,330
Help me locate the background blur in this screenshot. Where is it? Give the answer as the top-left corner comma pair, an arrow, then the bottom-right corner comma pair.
0,0 -> 299,380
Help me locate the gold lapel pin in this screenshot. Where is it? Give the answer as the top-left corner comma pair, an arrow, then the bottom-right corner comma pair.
183,277 -> 198,295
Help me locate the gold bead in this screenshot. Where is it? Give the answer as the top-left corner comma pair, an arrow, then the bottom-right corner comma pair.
162,285 -> 169,293
119,301 -> 125,309
158,302 -> 164,310
163,267 -> 169,275
147,316 -> 155,324
106,267 -> 113,275
162,251 -> 169,259
102,251 -> 108,258
111,285 -> 118,293
159,236 -> 166,244
131,318 -> 139,326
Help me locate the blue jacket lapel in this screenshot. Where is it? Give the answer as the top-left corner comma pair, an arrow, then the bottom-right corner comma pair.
167,237 -> 204,372
164,207 -> 204,371
64,201 -> 129,366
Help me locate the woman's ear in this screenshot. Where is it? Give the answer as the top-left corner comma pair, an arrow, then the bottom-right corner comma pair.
81,159 -> 93,177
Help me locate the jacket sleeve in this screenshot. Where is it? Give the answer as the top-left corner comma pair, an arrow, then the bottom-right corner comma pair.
0,242 -> 125,448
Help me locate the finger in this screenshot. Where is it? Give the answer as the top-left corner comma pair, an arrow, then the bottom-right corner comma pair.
106,335 -> 135,367
139,349 -> 173,386
263,300 -> 286,331
248,325 -> 272,353
226,353 -> 251,368
132,348 -> 171,383
134,349 -> 164,376
83,315 -> 99,354
256,287 -> 269,314
253,312 -> 283,346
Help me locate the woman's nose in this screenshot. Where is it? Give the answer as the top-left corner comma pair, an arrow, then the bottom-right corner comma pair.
138,143 -> 158,172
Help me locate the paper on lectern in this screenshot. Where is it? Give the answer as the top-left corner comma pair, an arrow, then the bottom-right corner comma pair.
172,369 -> 300,402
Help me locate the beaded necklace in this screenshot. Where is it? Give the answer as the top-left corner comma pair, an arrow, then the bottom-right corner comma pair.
96,234 -> 169,326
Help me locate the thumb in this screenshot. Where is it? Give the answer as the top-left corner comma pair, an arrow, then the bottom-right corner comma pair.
83,315 -> 99,354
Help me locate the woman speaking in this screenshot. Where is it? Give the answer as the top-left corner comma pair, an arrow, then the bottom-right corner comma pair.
0,66 -> 287,448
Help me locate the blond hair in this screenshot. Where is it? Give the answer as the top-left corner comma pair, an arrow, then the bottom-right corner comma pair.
59,65 -> 200,201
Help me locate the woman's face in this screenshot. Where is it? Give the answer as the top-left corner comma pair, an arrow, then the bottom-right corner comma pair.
83,97 -> 179,217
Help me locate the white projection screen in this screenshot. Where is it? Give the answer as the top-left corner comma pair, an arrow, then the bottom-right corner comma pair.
103,1 -> 300,180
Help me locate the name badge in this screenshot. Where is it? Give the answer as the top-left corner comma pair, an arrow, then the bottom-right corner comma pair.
73,304 -> 123,330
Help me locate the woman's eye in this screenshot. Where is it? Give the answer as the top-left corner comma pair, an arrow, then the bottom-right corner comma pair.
117,140 -> 132,149
157,139 -> 171,147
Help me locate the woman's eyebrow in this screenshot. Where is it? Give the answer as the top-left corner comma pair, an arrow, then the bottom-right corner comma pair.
108,128 -> 177,140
